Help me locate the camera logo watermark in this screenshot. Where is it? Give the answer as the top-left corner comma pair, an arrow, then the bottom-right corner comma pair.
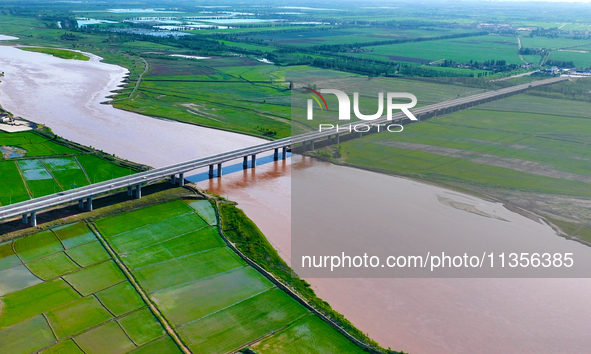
305,87 -> 418,121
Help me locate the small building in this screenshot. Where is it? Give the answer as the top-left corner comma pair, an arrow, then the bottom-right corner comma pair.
546,66 -> 559,74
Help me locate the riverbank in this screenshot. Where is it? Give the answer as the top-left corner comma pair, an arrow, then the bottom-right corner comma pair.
0,45 -> 266,168
215,198 -> 395,353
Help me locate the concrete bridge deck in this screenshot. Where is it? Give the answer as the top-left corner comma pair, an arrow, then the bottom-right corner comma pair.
0,76 -> 568,226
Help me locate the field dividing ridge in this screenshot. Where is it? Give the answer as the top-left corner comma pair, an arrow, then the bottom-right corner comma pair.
87,223 -> 192,354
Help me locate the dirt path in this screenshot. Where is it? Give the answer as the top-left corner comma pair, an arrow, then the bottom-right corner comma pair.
129,57 -> 149,99
516,36 -> 529,64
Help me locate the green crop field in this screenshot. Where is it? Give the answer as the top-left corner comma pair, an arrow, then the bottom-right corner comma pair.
0,315 -> 56,353
1,198 -> 368,353
548,49 -> 591,68
74,321 -> 137,354
62,260 -> 126,295
53,222 -> 97,249
112,56 -> 354,139
0,220 -> 179,354
132,247 -> 246,292
104,213 -> 209,253
65,240 -> 110,267
91,199 -> 369,353
117,308 -> 166,346
151,267 -> 274,325
26,252 -> 80,280
120,227 -> 225,269
346,35 -> 523,65
177,288 -> 309,354
519,36 -> 589,50
0,131 -> 136,205
42,339 -> 85,354
243,27 -> 476,47
187,200 -> 217,225
46,296 -> 114,338
256,315 -> 367,354
96,282 -> 146,316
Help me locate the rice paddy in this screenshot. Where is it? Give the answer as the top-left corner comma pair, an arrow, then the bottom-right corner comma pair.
0,200 -> 365,353
0,221 -> 178,353
0,131 -> 136,205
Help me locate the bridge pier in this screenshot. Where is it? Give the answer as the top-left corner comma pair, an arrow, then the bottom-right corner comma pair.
243,156 -> 248,169
251,154 -> 256,168
30,212 -> 37,227
274,148 -> 279,161
78,199 -> 84,209
22,213 -> 28,224
208,165 -> 214,178
136,184 -> 142,199
127,186 -> 133,197
86,196 -> 93,211
282,146 -> 287,160
309,141 -> 315,150
335,134 -> 340,144
178,173 -> 184,187
217,163 -> 222,177
170,175 -> 176,185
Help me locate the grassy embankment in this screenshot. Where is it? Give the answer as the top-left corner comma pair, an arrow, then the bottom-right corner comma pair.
218,201 -> 401,354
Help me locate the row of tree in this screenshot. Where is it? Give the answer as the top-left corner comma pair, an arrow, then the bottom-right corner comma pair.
307,32 -> 487,53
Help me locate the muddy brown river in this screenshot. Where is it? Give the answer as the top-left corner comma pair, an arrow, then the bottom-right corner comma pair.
1,44 -> 590,353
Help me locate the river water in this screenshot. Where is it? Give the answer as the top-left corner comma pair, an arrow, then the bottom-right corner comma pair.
1,44 -> 590,353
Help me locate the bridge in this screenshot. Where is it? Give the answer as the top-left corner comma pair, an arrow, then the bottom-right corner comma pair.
0,76 -> 568,227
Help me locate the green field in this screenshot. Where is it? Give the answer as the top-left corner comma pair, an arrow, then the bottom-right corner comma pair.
1,199 -> 369,353
0,130 -> 137,205
256,315 -> 367,354
113,56 -> 314,138
26,252 -> 80,280
346,35 -> 523,65
0,220 -> 178,354
243,27 -> 476,47
93,200 -> 368,353
548,49 -> 591,68
519,36 -> 589,50
177,288 -> 309,354
96,282 -> 146,316
20,47 -> 90,61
